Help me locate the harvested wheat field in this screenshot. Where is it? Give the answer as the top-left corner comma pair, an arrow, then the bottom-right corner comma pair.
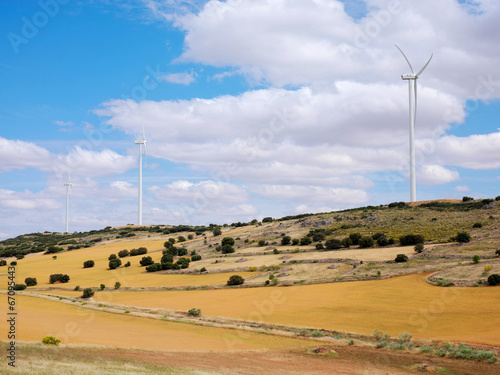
91,273 -> 500,347
0,294 -> 313,351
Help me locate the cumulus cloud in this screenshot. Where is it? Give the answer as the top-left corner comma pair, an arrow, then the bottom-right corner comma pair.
0,137 -> 51,172
455,185 -> 470,192
418,165 -> 460,185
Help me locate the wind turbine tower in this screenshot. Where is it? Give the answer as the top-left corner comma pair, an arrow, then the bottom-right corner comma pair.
64,174 -> 72,234
135,128 -> 147,225
396,45 -> 433,202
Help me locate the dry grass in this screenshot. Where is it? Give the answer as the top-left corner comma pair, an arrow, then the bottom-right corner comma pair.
87,274 -> 500,347
434,261 -> 500,281
0,295 -> 313,351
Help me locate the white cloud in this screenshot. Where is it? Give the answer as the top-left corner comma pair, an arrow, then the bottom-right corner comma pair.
0,189 -> 62,210
455,185 -> 470,192
0,137 -> 51,172
160,71 -> 197,85
418,165 -> 460,185
53,120 -> 74,126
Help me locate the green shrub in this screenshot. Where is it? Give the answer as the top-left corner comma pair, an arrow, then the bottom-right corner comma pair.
292,239 -> 299,245
376,236 -> 389,247
221,244 -> 235,254
488,274 -> 500,286
258,239 -> 267,246
311,331 -> 323,338
108,258 -> 122,269
358,236 -> 374,248
82,288 -> 94,299
191,254 -> 202,261
399,234 -> 424,246
161,254 -> 174,264
177,247 -> 188,256
177,236 -> 186,242
42,336 -> 61,346
462,196 -> 473,202
316,243 -> 324,250
472,222 -> 483,228
118,249 -> 129,258
176,258 -> 190,269
281,236 -> 291,245
262,217 -> 273,223
0,259 -> 6,266
341,237 -> 352,248
455,231 -> 471,243
221,237 -> 235,246
146,263 -> 162,272
13,283 -> 27,290
114,282 -> 121,289
395,254 -> 408,263
25,277 -> 37,287
349,233 -> 362,245
139,256 -> 154,267
414,243 -> 424,253
299,237 -> 312,246
188,308 -> 201,317
227,275 -> 244,286
74,285 -> 80,291
325,238 -> 342,250
100,284 -> 105,290
472,255 -> 480,264
49,274 -> 70,284
83,260 -> 95,268
124,261 -> 131,267
108,254 -> 117,260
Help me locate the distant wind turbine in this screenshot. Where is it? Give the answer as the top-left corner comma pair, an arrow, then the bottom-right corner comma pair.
395,44 -> 433,202
64,173 -> 73,234
135,126 -> 147,225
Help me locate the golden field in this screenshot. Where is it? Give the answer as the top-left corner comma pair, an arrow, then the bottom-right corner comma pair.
86,273 -> 500,347
0,294 -> 313,351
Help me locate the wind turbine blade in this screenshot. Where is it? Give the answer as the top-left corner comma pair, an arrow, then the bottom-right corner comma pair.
395,44 -> 414,74
416,53 -> 433,77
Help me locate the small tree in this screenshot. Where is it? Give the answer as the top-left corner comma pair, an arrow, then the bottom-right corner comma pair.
161,254 -> 174,264
25,277 -> 37,287
359,236 -> 374,248
188,308 -> 201,317
108,253 -> 117,260
212,227 -> 222,236
108,258 -> 122,269
177,236 -> 186,242
227,275 -> 244,286
472,255 -> 480,264
82,288 -> 94,299
414,243 -> 424,253
114,282 -> 121,289
456,231 -> 471,243
221,237 -> 235,246
13,284 -> 27,290
221,244 -> 235,254
118,249 -> 129,258
139,256 -> 154,267
281,236 -> 291,245
177,247 -> 188,256
300,237 -> 312,246
83,260 -> 95,268
349,233 -> 362,245
191,254 -> 202,261
325,238 -> 342,250
262,217 -> 273,223
341,237 -> 352,248
292,238 -> 299,245
395,254 -> 409,263
42,336 -> 61,346
258,239 -> 267,246
100,284 -> 105,290
487,274 -> 500,286
124,261 -> 131,267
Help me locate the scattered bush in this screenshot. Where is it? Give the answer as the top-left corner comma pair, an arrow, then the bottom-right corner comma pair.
227,275 -> 244,286
414,243 -> 424,253
221,244 -> 235,254
292,238 -> 300,245
300,237 -> 312,246
455,231 -> 471,243
83,260 -> 95,268
177,247 -> 188,256
188,308 -> 201,317
114,282 -> 121,289
177,236 -> 186,242
146,263 -> 162,272
262,217 -> 273,223
349,233 -> 362,245
496,250 -> 500,257
139,256 -> 154,267
325,238 -> 342,250
472,255 -> 480,264
399,234 -> 424,246
311,331 -> 324,338
118,249 -> 129,258
359,236 -> 374,248
395,254 -> 409,263
42,336 -> 61,346
484,265 -> 492,272
212,227 -> 222,236
108,254 -> 117,260
0,260 -> 6,266
472,222 -> 483,228
74,285 -> 80,291
100,284 -> 105,290
462,196 -> 474,202
191,254 -> 202,261
221,237 -> 235,246
487,274 -> 500,286
258,239 -> 267,246
376,236 -> 389,247
82,288 -> 94,299
108,258 -> 122,269
124,261 -> 131,267
13,283 -> 27,290
316,243 -> 324,250
49,274 -> 70,284
281,236 -> 291,246
25,277 -> 37,287
176,258 -> 190,269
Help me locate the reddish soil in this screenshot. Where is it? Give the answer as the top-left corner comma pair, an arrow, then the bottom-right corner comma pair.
95,345 -> 499,375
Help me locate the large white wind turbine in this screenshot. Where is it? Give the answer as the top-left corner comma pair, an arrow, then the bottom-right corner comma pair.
64,173 -> 73,234
135,126 -> 147,225
396,45 -> 433,202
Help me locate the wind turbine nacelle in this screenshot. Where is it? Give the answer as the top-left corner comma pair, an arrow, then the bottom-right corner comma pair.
401,74 -> 417,80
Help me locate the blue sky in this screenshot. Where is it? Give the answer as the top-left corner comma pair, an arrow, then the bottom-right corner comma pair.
1,0 -> 500,239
